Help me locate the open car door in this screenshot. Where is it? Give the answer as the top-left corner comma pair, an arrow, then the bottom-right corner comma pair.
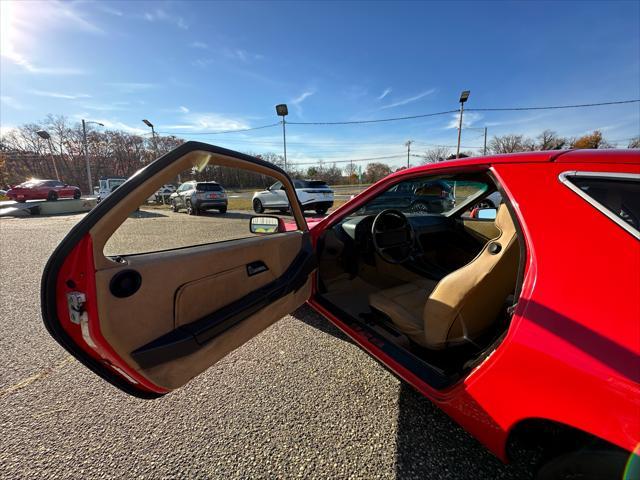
41,142 -> 316,398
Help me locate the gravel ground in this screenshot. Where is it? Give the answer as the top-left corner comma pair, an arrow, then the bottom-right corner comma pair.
0,213 -> 536,479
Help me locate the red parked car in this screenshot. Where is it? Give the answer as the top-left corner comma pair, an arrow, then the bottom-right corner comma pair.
41,144 -> 639,479
6,179 -> 81,202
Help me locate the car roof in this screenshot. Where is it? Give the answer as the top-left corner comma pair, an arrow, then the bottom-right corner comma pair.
394,149 -> 640,179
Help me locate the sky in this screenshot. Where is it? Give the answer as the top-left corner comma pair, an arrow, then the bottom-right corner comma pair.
1,0 -> 639,169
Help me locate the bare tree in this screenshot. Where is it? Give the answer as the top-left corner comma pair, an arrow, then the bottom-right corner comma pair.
537,130 -> 567,150
422,146 -> 451,163
488,134 -> 532,154
628,136 -> 640,149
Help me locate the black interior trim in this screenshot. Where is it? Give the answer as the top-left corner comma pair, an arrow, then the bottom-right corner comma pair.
40,141 -> 306,399
131,236 -> 316,369
314,295 -> 457,390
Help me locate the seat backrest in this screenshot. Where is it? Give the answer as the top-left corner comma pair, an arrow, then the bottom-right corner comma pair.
422,204 -> 520,349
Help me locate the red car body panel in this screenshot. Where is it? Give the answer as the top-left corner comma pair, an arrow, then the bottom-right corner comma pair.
7,180 -> 80,202
307,150 -> 640,460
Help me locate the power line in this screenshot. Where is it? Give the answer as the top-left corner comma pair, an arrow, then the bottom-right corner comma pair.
281,99 -> 640,126
287,110 -> 459,125
467,99 -> 639,112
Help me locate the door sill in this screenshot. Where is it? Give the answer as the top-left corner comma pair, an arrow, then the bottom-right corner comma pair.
309,295 -> 462,391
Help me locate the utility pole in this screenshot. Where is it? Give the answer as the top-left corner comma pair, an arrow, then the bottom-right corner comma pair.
456,90 -> 470,159
405,140 -> 413,168
82,119 -> 104,196
483,127 -> 488,156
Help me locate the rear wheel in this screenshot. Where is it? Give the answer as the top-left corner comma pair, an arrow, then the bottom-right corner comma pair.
73,190 -> 81,199
218,207 -> 227,214
535,448 -> 634,480
47,191 -> 58,201
186,200 -> 197,215
253,198 -> 264,213
316,208 -> 328,215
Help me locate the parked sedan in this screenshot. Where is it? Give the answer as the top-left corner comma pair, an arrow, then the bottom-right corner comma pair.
169,180 -> 227,214
252,179 -> 334,215
6,179 -> 81,202
41,145 -> 639,480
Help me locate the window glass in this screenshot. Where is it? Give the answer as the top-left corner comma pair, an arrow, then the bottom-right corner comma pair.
357,175 -> 489,216
270,181 -> 282,190
103,158 -> 300,257
568,176 -> 640,232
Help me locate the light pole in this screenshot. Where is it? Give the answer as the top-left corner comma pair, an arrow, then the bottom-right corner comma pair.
275,104 -> 288,171
36,130 -> 60,181
82,119 -> 104,196
142,119 -> 157,158
456,90 -> 470,159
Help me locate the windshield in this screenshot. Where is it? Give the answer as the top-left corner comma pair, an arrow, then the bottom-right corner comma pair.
294,180 -> 329,189
18,181 -> 43,188
196,183 -> 222,191
357,176 -> 489,216
108,179 -> 126,189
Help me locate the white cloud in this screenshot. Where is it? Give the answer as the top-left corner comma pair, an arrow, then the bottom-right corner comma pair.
179,106 -> 190,113
81,102 -> 130,112
290,90 -> 316,115
192,58 -> 214,68
30,90 -> 91,100
144,8 -> 188,30
190,41 -> 208,49
446,111 -> 483,129
377,88 -> 392,100
107,82 -> 157,93
161,112 -> 251,132
0,95 -> 25,109
381,89 -> 436,109
95,4 -> 123,17
223,48 -> 264,62
0,1 -> 91,75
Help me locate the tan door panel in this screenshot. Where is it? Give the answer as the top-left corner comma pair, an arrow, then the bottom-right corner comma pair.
94,231 -> 309,389
461,218 -> 500,241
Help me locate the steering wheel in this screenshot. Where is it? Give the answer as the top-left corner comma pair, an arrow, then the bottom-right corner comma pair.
371,209 -> 416,264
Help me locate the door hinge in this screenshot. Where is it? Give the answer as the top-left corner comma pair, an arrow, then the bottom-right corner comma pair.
66,291 -> 97,349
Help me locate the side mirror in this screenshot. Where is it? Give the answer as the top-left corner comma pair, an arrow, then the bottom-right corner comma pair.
472,208 -> 497,220
250,216 -> 286,234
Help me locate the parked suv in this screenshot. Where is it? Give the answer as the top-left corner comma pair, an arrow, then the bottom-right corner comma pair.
252,179 -> 334,215
170,181 -> 228,215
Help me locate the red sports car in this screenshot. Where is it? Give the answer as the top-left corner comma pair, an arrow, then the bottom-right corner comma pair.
41,144 -> 639,479
6,179 -> 81,202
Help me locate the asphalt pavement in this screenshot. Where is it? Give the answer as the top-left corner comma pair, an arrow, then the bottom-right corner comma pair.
0,212 -> 537,479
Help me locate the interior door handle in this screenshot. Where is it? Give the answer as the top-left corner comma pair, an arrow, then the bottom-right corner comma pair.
246,261 -> 268,276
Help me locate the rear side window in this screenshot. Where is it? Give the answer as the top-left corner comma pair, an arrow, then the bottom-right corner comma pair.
564,173 -> 640,238
196,183 -> 222,192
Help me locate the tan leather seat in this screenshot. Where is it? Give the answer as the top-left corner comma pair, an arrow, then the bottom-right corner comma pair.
369,204 -> 519,349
